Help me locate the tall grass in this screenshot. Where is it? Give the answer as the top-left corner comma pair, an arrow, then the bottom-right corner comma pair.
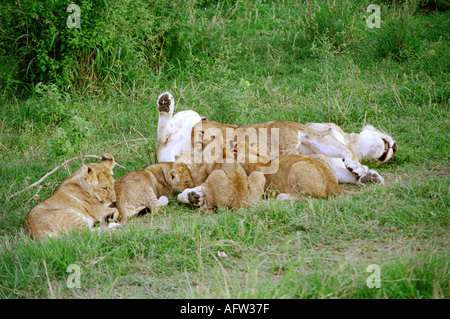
0,0 -> 449,299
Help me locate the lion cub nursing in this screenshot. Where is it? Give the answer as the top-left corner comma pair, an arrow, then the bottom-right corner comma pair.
244,154 -> 348,201
25,154 -> 119,240
114,162 -> 193,223
180,142 -> 349,207
178,162 -> 266,214
233,142 -> 349,200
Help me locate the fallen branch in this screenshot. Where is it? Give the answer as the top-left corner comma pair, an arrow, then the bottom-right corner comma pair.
8,155 -> 126,199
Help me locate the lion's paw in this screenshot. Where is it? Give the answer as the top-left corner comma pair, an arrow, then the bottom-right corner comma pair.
157,92 -> 172,113
107,222 -> 122,230
188,190 -> 204,206
156,195 -> 169,206
345,161 -> 369,177
358,170 -> 385,185
178,186 -> 204,206
276,193 -> 292,201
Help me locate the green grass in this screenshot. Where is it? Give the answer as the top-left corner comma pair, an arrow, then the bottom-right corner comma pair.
0,0 -> 449,299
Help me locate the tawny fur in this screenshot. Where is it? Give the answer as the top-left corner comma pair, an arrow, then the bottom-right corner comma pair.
178,161 -> 265,214
24,154 -> 118,240
155,92 -> 396,185
191,120 -> 314,160
114,162 -> 194,223
190,119 -> 392,185
227,142 -> 349,201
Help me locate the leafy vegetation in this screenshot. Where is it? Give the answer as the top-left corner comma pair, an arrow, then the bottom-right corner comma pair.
0,0 -> 448,299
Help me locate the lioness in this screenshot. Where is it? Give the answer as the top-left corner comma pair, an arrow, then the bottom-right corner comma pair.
190,119 -> 395,185
24,154 -> 118,240
114,162 -> 194,223
183,142 -> 349,204
302,123 -> 397,183
177,162 -> 266,214
155,93 -> 397,184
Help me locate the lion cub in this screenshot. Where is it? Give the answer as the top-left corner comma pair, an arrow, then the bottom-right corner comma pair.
233,142 -> 349,201
24,154 -> 119,240
178,162 -> 266,214
263,154 -> 349,201
115,162 -> 193,223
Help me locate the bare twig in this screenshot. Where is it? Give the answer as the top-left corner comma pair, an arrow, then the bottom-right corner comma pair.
25,185 -> 43,205
8,155 -> 125,199
42,259 -> 55,299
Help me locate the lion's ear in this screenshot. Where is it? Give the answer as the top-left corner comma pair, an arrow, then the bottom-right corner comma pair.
101,153 -> 116,171
79,165 -> 95,195
79,164 -> 94,177
80,164 -> 89,175
258,152 -> 274,164
85,165 -> 97,181
167,169 -> 178,183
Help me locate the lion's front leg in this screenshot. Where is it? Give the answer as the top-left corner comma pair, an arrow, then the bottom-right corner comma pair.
300,132 -> 384,184
328,157 -> 359,184
91,206 -> 122,231
100,207 -> 123,230
88,205 -> 118,223
247,171 -> 266,202
329,157 -> 385,185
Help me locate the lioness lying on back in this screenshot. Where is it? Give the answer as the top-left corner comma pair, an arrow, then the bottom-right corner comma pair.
191,119 -> 395,185
177,162 -> 265,214
115,162 -> 193,223
182,142 -> 349,204
24,154 -> 118,240
155,92 -> 397,185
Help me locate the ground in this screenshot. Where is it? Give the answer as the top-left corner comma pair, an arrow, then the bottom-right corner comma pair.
0,0 -> 448,299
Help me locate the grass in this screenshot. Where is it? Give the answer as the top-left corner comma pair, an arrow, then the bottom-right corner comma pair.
0,0 -> 449,299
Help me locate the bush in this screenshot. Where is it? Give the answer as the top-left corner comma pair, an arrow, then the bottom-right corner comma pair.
1,0 -> 446,96
370,4 -> 421,61
301,0 -> 360,52
23,82 -> 93,157
0,0 -> 188,95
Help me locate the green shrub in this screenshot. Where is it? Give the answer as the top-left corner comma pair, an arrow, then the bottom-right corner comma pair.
48,115 -> 93,157
367,3 -> 422,61
0,0 -> 188,95
301,0 -> 360,52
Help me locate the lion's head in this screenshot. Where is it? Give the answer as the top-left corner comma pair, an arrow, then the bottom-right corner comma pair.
78,153 -> 117,205
356,125 -> 397,163
165,162 -> 194,192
